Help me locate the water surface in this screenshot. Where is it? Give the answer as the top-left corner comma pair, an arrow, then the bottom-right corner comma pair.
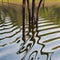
0,6 -> 60,60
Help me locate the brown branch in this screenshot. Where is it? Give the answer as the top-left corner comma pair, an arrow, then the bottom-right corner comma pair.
27,0 -> 32,32
31,0 -> 35,37
22,0 -> 26,42
36,0 -> 43,31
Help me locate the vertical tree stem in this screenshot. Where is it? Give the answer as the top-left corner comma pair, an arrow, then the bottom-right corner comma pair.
36,0 -> 43,32
27,0 -> 31,32
32,0 -> 35,37
22,0 -> 26,42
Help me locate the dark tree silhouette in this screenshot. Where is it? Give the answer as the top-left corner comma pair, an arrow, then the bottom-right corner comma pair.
27,0 -> 32,32
22,0 -> 44,40
26,0 -> 43,36
36,0 -> 43,32
22,0 -> 26,42
31,0 -> 35,36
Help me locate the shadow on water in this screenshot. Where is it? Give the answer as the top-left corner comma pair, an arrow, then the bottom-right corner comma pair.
0,5 -> 60,60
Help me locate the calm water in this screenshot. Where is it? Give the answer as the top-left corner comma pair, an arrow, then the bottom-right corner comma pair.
0,6 -> 60,60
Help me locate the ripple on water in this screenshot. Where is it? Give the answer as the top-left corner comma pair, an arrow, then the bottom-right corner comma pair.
0,12 -> 60,60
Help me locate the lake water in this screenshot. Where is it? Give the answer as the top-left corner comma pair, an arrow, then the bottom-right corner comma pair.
0,6 -> 60,60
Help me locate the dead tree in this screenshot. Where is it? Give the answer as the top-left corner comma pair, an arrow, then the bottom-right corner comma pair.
31,0 -> 35,37
36,0 -> 43,32
22,0 -> 26,42
26,0 -> 43,36
27,0 -> 32,32
22,0 -> 43,39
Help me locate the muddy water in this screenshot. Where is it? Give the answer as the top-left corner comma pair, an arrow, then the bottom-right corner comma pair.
0,7 -> 60,60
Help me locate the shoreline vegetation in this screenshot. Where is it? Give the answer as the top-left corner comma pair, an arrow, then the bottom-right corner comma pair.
0,0 -> 60,6
0,1 -> 60,25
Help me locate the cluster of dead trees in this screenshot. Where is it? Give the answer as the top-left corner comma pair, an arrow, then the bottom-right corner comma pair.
22,0 -> 45,42
1,0 -> 45,42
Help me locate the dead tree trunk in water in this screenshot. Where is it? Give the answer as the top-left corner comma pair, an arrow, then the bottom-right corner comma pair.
27,0 -> 31,32
32,0 -> 35,37
22,0 -> 26,42
36,0 -> 43,32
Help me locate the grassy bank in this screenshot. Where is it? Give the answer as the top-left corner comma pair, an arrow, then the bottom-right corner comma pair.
0,0 -> 60,6
39,5 -> 60,25
0,0 -> 60,25
0,4 -> 22,27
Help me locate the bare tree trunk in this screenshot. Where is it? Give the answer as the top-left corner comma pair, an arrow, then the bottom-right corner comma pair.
22,0 -> 26,42
32,0 -> 35,37
36,0 -> 43,32
27,0 -> 31,32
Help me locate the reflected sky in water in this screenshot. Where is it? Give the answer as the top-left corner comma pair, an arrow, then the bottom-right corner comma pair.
0,6 -> 60,60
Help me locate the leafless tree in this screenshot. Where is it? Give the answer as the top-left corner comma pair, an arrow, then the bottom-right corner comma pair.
27,0 -> 32,32
26,0 -> 43,36
31,0 -> 35,36
22,0 -> 44,40
22,0 -> 26,42
36,0 -> 43,32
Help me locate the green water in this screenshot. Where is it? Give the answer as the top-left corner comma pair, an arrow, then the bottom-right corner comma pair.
0,5 -> 60,60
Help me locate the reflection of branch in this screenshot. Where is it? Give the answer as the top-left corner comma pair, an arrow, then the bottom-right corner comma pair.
50,52 -> 54,60
37,37 -> 54,60
28,51 -> 38,60
17,37 -> 35,59
17,37 -> 35,54
37,39 -> 49,60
